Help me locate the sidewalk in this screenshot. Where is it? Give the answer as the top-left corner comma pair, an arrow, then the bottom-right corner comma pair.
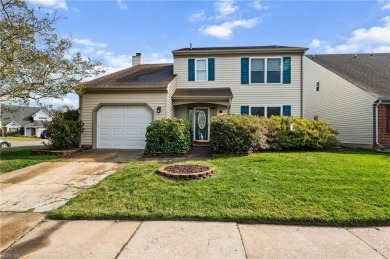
1,212 -> 389,259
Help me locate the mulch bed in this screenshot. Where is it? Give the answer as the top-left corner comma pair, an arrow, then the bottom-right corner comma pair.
157,164 -> 215,180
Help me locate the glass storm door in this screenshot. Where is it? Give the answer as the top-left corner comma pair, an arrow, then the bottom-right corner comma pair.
194,108 -> 209,141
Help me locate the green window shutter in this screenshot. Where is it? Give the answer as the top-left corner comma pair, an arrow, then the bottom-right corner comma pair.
241,106 -> 249,115
282,105 -> 291,116
241,58 -> 249,84
283,57 -> 291,84
208,58 -> 215,81
188,59 -> 195,81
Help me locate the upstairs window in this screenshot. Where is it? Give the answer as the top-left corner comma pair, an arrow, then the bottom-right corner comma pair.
196,59 -> 207,81
249,58 -> 282,84
189,58 -> 215,81
267,58 -> 281,83
250,59 -> 265,83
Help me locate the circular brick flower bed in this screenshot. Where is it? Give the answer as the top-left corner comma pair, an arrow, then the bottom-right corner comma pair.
157,164 -> 215,180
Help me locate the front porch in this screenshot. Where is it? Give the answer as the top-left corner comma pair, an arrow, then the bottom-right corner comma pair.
172,87 -> 233,142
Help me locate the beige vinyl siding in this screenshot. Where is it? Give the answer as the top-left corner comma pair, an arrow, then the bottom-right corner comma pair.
80,92 -> 167,146
303,57 -> 376,145
174,54 -> 302,117
166,78 -> 177,118
175,104 -> 228,121
175,105 -> 187,120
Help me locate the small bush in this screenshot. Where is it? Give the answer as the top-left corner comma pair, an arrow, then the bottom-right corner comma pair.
6,131 -> 21,137
45,109 -> 84,150
145,118 -> 192,154
210,115 -> 269,154
267,116 -> 339,150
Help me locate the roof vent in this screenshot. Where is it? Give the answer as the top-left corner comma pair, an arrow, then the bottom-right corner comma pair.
354,54 -> 357,58
312,54 -> 315,59
371,51 -> 374,56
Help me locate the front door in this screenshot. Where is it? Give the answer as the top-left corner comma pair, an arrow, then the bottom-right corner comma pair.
194,108 -> 209,141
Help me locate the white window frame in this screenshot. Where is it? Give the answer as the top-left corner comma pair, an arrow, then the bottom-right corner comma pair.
249,105 -> 282,117
195,58 -> 208,82
249,57 -> 282,85
8,127 -> 19,133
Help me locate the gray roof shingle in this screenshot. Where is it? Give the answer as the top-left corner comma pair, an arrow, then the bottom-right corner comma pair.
307,53 -> 390,98
172,88 -> 233,98
84,64 -> 176,90
174,45 -> 307,52
1,104 -> 43,127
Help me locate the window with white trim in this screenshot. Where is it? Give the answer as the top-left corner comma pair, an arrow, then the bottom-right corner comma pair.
195,59 -> 207,81
250,59 -> 265,83
250,58 -> 282,84
9,128 -> 19,133
250,106 -> 281,118
251,107 -> 265,116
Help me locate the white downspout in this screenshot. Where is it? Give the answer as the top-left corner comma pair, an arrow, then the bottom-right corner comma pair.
375,100 -> 382,145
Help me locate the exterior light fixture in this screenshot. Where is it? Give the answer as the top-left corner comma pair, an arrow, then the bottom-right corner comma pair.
156,107 -> 161,113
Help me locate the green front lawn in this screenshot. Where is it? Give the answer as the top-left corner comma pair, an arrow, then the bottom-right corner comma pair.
3,136 -> 40,142
50,149 -> 390,226
0,146 -> 57,173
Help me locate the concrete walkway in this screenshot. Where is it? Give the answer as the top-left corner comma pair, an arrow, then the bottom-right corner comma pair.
1,214 -> 388,259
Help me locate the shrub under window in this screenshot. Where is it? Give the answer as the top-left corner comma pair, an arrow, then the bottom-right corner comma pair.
145,118 -> 192,154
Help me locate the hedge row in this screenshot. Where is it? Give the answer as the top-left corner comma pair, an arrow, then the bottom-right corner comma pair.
145,118 -> 192,154
210,115 -> 269,154
210,115 -> 339,154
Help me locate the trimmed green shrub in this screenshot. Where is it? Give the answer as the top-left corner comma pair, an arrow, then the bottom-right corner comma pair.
45,109 -> 84,150
267,116 -> 339,150
145,118 -> 192,154
210,115 -> 269,154
5,130 -> 22,137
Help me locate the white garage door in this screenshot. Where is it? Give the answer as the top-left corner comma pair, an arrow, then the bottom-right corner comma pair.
97,106 -> 152,149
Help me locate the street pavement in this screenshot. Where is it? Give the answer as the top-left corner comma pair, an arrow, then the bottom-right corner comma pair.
10,140 -> 48,147
1,215 -> 389,259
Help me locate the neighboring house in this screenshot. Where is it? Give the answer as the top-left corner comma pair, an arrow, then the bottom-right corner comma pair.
0,104 -> 52,137
303,53 -> 390,149
80,46 -> 308,149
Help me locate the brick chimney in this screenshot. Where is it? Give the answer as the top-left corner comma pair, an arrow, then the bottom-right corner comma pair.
132,53 -> 143,66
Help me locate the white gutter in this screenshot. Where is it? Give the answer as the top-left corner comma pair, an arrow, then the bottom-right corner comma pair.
375,100 -> 382,145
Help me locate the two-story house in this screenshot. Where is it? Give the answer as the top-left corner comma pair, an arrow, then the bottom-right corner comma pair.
303,53 -> 390,149
80,45 -> 307,149
0,104 -> 52,137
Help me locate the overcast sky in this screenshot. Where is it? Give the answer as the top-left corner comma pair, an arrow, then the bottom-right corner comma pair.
27,0 -> 390,108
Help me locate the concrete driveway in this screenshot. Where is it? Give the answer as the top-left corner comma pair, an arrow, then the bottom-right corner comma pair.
0,149 -> 143,212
